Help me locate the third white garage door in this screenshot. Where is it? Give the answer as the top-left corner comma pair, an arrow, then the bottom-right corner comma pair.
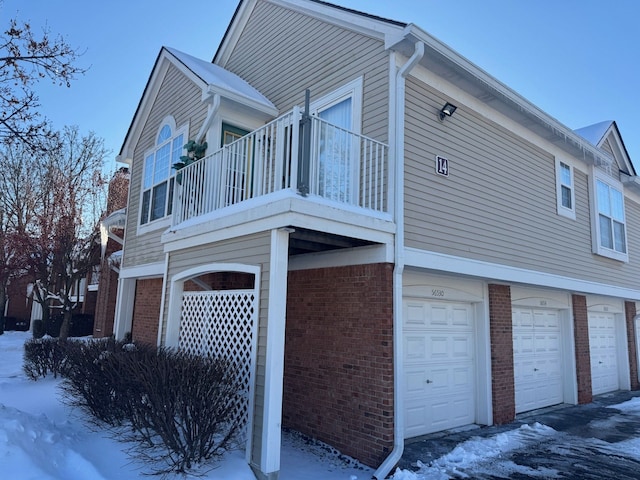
588,312 -> 619,395
403,299 -> 475,438
512,308 -> 563,413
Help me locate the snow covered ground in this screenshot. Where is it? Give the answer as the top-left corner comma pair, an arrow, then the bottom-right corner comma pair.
0,331 -> 372,480
3,330 -> 640,480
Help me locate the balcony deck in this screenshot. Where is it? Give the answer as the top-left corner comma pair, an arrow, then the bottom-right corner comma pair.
171,107 -> 390,230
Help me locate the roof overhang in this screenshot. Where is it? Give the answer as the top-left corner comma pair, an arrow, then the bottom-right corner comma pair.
118,46 -> 277,165
386,24 -> 614,169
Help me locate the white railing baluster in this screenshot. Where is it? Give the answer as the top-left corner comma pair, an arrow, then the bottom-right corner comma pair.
171,108 -> 388,226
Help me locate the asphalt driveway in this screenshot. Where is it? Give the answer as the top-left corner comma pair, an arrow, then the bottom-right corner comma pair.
399,390 -> 640,479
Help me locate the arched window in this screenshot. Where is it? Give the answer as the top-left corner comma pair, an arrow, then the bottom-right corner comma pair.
141,117 -> 186,224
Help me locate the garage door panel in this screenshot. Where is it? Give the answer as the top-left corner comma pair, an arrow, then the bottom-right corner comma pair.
404,335 -> 427,362
452,335 -> 473,359
403,299 -> 475,437
513,308 -> 564,413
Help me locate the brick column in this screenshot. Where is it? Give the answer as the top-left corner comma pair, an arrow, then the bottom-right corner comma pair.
488,284 -> 515,425
131,278 -> 161,345
572,294 -> 592,404
625,301 -> 640,391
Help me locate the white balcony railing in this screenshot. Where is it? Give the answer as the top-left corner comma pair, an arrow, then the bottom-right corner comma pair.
172,107 -> 388,227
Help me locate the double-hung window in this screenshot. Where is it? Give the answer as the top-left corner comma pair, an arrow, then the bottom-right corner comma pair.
140,117 -> 186,226
590,167 -> 628,262
555,159 -> 575,219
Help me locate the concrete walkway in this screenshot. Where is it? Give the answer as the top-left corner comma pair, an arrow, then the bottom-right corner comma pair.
399,390 -> 640,479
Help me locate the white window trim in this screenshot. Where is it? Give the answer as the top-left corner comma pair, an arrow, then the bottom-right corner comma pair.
589,166 -> 628,262
555,157 -> 575,220
137,116 -> 188,235
310,76 -> 363,134
308,77 -> 363,205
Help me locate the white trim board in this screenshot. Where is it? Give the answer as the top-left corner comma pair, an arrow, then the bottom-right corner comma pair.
405,247 -> 640,301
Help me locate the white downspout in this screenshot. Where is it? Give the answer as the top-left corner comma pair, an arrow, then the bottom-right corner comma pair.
196,91 -> 221,144
374,40 -> 424,480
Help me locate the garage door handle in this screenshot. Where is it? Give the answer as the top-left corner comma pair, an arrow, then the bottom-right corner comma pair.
425,379 -> 433,384
533,368 -> 539,372
599,361 -> 603,364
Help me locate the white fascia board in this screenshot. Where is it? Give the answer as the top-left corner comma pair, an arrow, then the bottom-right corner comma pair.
266,0 -> 405,41
162,196 -> 395,253
397,24 -> 613,169
207,84 -> 279,117
120,50 -> 205,164
405,247 -> 640,301
215,0 -> 259,67
119,262 -> 165,279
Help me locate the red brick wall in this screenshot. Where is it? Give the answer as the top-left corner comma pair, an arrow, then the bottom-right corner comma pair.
93,261 -> 119,338
488,284 -> 515,425
6,275 -> 33,321
572,294 -> 592,404
82,290 -> 97,316
625,301 -> 639,391
131,278 -> 162,345
284,263 -> 394,468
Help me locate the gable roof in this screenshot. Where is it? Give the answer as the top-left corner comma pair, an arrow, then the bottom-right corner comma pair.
165,47 -> 276,112
574,120 -> 613,146
575,120 -> 635,176
117,46 -> 276,164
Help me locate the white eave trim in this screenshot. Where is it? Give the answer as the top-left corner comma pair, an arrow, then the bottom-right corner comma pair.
205,84 -> 279,117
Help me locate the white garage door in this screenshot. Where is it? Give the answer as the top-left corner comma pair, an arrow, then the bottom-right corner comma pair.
403,299 -> 475,438
589,312 -> 619,395
512,308 -> 563,413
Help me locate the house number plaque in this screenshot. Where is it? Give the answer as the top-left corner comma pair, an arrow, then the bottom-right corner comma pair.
436,155 -> 449,177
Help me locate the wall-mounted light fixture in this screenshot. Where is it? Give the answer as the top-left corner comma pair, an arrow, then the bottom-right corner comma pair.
439,102 -> 457,121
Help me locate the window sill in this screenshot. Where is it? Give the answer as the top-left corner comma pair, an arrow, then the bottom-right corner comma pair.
593,246 -> 628,263
137,217 -> 171,236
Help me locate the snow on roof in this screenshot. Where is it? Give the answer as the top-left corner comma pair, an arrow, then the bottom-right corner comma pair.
164,46 -> 275,111
574,120 -> 613,147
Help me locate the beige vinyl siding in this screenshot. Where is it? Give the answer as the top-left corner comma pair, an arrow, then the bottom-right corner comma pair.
164,231 -> 271,469
600,138 -> 614,157
123,64 -> 207,269
404,76 -> 640,290
223,1 -> 389,143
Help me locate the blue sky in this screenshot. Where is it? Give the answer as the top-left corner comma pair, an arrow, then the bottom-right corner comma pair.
3,1 -> 639,172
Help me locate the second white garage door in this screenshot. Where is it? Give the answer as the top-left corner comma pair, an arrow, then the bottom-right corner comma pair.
512,308 -> 563,413
588,312 -> 619,395
403,299 -> 475,438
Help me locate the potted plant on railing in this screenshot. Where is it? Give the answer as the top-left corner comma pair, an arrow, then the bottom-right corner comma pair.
172,140 -> 208,221
172,140 -> 208,185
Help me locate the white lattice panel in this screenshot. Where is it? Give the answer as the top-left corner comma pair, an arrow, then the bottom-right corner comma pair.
179,290 -> 256,431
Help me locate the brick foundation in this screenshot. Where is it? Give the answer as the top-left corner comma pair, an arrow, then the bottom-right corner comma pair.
283,263 -> 394,468
488,284 -> 515,425
572,294 -> 592,404
625,301 -> 639,391
131,278 -> 162,345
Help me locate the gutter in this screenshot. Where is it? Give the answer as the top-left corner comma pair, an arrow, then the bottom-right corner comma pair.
374,40 -> 424,480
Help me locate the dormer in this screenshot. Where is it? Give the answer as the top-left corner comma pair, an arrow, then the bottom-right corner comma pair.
117,46 -> 278,166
